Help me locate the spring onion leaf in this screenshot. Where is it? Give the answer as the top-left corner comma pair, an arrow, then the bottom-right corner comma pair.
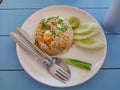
61,57 -> 92,71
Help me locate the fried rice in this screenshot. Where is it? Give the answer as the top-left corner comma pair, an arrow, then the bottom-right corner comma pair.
34,16 -> 73,56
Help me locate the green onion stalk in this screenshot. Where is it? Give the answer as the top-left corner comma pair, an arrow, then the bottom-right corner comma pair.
60,57 -> 92,71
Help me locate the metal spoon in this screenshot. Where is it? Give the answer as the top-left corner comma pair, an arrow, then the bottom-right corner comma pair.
11,27 -> 71,83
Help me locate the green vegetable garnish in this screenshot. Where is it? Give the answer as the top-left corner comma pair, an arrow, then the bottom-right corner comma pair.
51,31 -> 56,36
56,34 -> 60,37
40,19 -> 46,25
58,19 -> 63,24
61,58 -> 92,71
56,16 -> 59,19
61,25 -> 68,32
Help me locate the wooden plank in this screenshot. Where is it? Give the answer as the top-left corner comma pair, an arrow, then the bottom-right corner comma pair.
0,36 -> 22,69
103,35 -> 120,68
0,35 -> 120,69
0,9 -> 37,35
0,0 -> 112,9
0,70 -> 120,90
0,9 -> 109,35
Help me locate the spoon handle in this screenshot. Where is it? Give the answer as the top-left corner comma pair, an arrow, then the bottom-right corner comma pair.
9,32 -> 51,66
16,27 -> 52,60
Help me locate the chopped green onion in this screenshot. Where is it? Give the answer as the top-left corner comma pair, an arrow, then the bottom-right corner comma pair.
40,19 -> 46,25
51,32 -> 56,36
56,16 -> 59,19
61,25 -> 68,32
56,34 -> 60,37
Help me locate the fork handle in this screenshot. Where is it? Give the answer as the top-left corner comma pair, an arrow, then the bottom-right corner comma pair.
10,32 -> 51,66
16,27 -> 52,60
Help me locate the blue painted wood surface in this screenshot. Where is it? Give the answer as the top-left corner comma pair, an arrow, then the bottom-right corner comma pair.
0,70 -> 120,90
0,0 -> 120,89
0,9 -> 109,35
0,0 -> 112,8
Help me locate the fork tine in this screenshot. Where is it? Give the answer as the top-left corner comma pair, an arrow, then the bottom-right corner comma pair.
56,71 -> 69,81
57,69 -> 71,79
56,70 -> 70,81
48,63 -> 71,83
55,72 -> 68,83
55,69 -> 71,83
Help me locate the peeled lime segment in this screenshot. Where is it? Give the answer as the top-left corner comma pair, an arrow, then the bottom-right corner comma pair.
74,27 -> 99,40
68,16 -> 80,28
74,23 -> 98,34
75,37 -> 105,49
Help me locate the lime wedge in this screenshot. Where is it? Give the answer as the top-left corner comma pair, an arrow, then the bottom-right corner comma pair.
68,16 -> 80,28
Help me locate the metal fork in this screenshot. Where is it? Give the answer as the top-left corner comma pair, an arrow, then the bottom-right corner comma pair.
10,30 -> 71,83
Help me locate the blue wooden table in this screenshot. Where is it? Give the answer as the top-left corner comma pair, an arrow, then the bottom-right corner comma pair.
0,0 -> 120,90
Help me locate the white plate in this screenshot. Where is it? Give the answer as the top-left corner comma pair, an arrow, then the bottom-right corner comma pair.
17,5 -> 107,88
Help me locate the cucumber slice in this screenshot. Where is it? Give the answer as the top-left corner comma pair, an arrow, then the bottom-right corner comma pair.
68,16 -> 80,28
75,37 -> 105,49
74,23 -> 98,34
74,27 -> 99,40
